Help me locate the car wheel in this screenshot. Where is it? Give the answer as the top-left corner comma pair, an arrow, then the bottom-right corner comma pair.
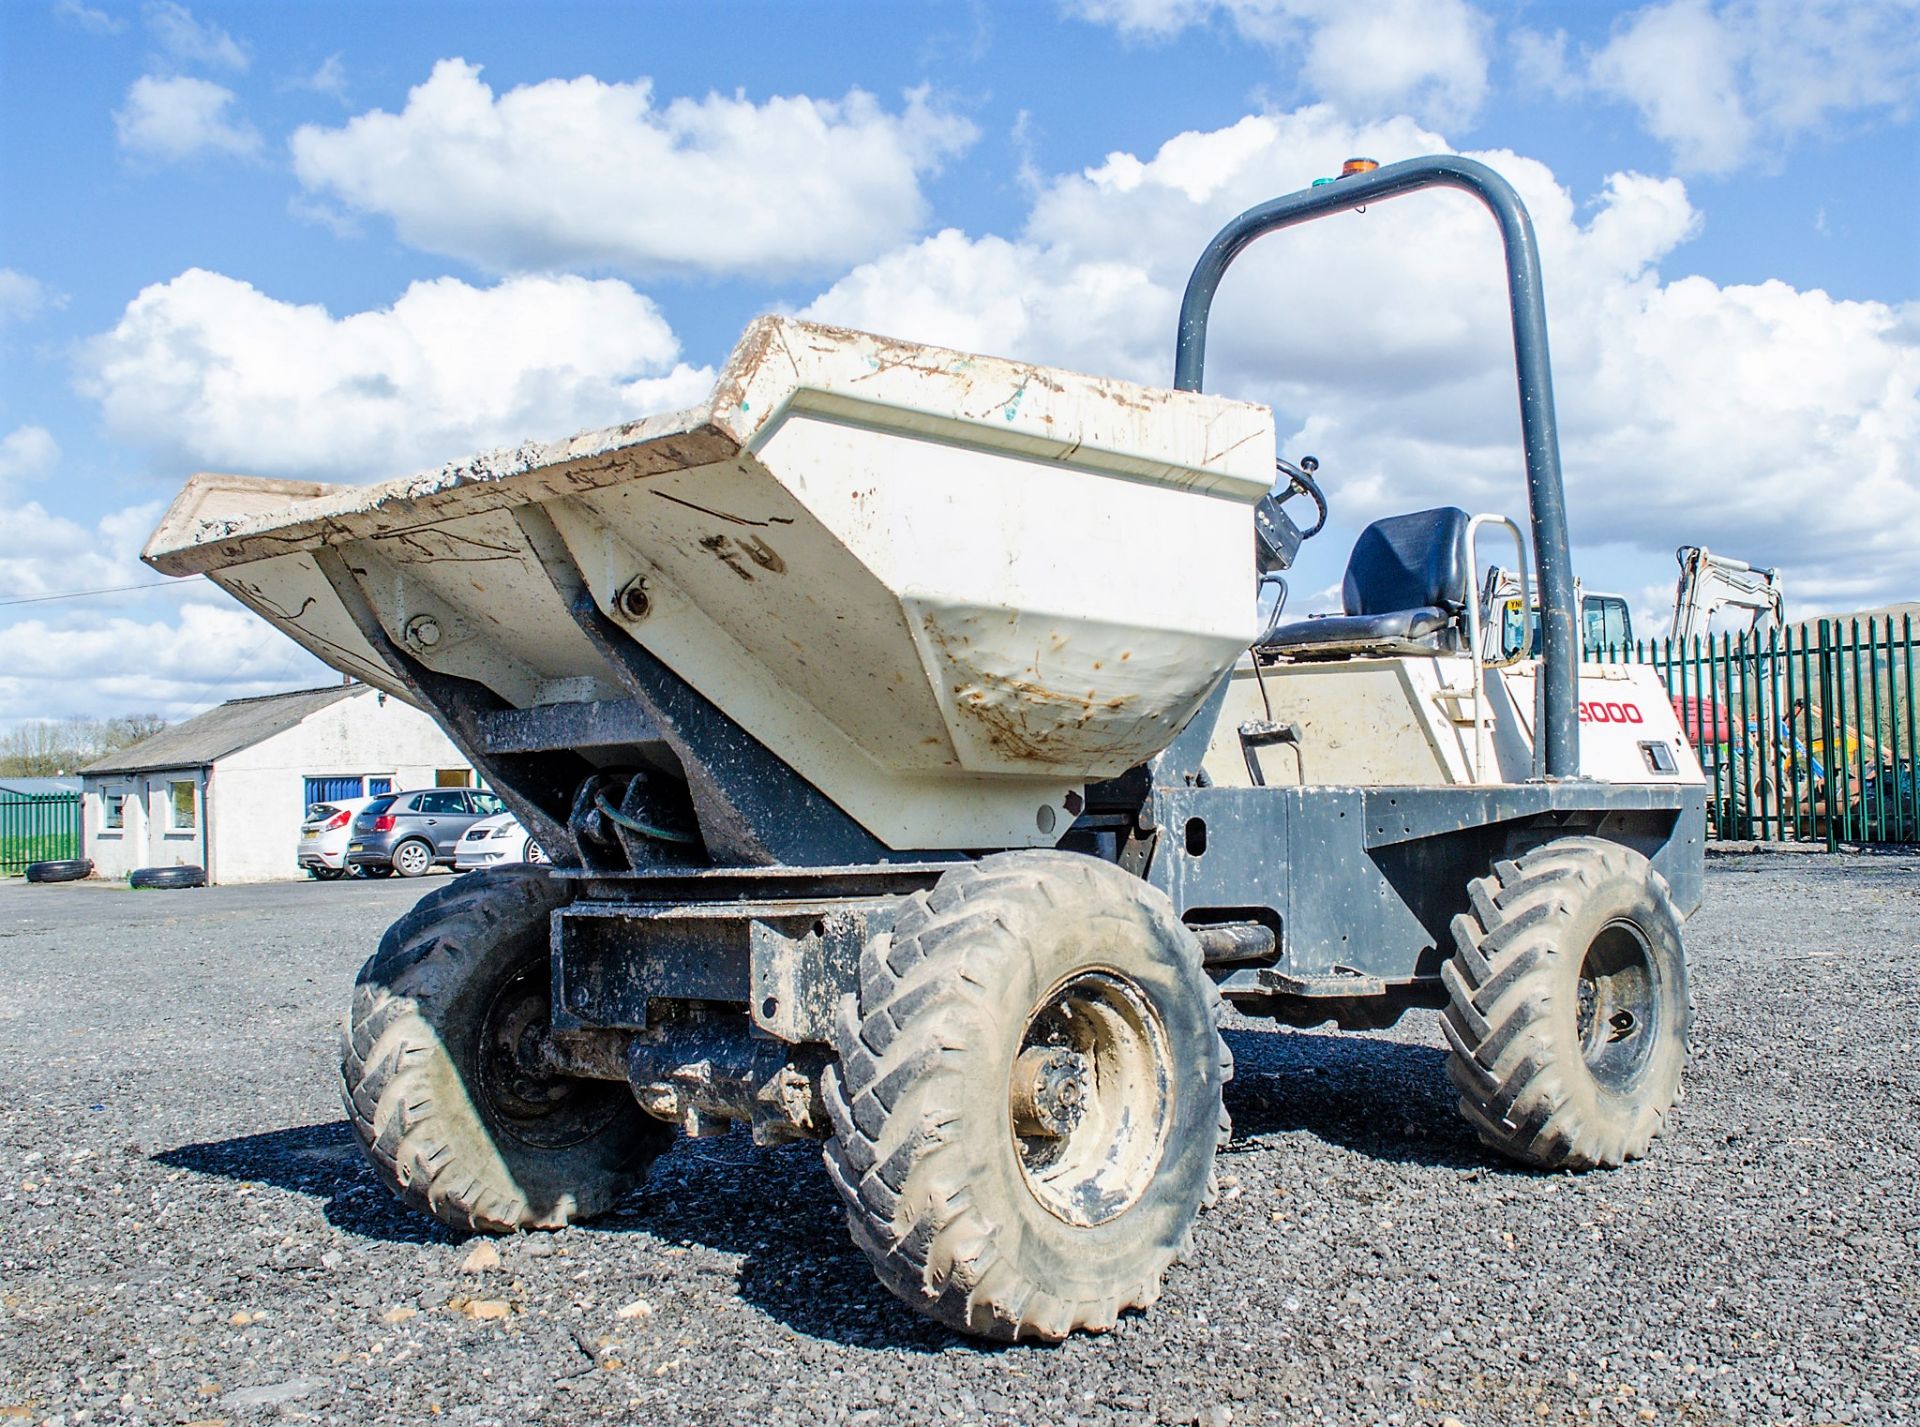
391,839 -> 434,878
525,841 -> 546,865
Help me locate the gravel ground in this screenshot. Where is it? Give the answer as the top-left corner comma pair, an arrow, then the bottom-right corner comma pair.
1,854 -> 1916,1427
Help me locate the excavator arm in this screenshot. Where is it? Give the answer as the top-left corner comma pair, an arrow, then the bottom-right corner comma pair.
1671,545 -> 1785,644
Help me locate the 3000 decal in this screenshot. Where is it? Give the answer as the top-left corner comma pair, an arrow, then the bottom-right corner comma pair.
1579,700 -> 1645,724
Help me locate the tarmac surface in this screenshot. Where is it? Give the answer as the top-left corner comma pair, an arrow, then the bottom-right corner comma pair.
1,852 -> 1915,1426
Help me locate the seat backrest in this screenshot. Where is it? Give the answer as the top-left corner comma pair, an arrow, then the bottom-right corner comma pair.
1342,507 -> 1472,616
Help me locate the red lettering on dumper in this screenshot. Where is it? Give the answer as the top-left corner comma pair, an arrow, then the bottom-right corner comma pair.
1578,700 -> 1645,725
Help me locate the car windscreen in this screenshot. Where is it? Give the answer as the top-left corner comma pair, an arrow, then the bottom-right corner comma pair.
304,803 -> 338,822
362,795 -> 398,815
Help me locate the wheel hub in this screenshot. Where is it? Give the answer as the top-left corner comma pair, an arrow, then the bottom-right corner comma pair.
1010,970 -> 1173,1228
475,964 -> 627,1151
1010,1046 -> 1093,1138
1575,920 -> 1660,1092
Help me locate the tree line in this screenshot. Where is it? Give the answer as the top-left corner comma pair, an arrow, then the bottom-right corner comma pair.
0,715 -> 170,777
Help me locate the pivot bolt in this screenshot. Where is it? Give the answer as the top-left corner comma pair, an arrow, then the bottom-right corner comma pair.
403,614 -> 442,650
616,577 -> 651,621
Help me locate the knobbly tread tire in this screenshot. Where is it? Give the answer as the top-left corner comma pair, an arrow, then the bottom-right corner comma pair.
1441,836 -> 1692,1170
340,866 -> 668,1233
821,850 -> 1231,1342
24,858 -> 90,883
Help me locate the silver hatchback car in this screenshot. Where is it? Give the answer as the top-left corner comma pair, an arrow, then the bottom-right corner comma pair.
348,788 -> 506,878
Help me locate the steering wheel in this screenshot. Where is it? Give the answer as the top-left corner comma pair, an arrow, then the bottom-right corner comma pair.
1274,455 -> 1328,538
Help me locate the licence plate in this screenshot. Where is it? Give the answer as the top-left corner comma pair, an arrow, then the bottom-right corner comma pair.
349,842 -> 365,851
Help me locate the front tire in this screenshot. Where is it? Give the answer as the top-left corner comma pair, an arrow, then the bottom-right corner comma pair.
822,851 -> 1230,1341
1441,837 -> 1691,1169
340,867 -> 670,1232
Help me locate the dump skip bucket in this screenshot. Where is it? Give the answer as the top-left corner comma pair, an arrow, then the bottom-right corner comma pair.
146,318 -> 1275,849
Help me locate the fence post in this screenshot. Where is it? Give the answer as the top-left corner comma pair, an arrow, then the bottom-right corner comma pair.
1850,619 -> 1868,846
1904,613 -> 1917,846
1817,621 -> 1838,853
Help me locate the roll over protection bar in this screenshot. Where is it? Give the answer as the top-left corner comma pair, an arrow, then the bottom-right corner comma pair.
1173,154 -> 1579,780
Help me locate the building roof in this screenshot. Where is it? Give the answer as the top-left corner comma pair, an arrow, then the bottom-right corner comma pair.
0,776 -> 80,796
81,685 -> 362,777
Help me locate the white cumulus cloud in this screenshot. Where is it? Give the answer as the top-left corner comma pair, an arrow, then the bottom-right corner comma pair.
78,269 -> 713,484
1529,0 -> 1920,174
0,479 -> 325,725
0,425 -> 61,492
288,60 -> 978,278
806,108 -> 1920,614
1067,0 -> 1491,126
54,0 -> 123,35
0,269 -> 67,326
114,75 -> 261,161
0,600 -> 323,725
144,0 -> 248,73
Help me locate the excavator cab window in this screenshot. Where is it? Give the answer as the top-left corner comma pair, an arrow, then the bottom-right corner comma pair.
1498,592 -> 1631,658
1581,596 -> 1631,654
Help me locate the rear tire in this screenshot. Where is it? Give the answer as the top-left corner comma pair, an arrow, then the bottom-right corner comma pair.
822,850 -> 1230,1341
390,838 -> 434,878
308,866 -> 346,881
1441,837 -> 1691,1169
340,866 -> 670,1232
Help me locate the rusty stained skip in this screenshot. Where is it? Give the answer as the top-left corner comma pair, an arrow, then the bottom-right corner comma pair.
922,608 -> 1217,772
142,315 -> 1273,850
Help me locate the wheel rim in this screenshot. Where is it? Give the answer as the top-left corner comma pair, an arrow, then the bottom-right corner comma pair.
1010,970 -> 1172,1228
475,961 -> 627,1152
394,842 -> 430,876
526,842 -> 546,865
1575,919 -> 1661,1092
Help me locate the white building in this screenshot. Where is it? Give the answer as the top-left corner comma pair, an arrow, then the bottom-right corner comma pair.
80,684 -> 474,884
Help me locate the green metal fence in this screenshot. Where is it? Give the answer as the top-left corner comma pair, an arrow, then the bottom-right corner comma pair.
0,791 -> 82,874
1593,613 -> 1919,847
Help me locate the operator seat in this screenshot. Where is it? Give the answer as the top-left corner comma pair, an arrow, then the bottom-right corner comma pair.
1263,506 -> 1472,659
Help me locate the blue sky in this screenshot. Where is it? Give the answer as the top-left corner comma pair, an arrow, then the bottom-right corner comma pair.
2,0 -> 1917,727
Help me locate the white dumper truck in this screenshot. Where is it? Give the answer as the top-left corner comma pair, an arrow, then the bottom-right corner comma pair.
145,156 -> 1706,1341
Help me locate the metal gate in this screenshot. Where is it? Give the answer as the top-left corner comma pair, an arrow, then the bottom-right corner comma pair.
1596,613 -> 1918,847
1,792 -> 82,874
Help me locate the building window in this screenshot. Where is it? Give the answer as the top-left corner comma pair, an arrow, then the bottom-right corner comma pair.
435,768 -> 472,788
304,775 -> 364,805
102,791 -> 126,831
168,780 -> 198,831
